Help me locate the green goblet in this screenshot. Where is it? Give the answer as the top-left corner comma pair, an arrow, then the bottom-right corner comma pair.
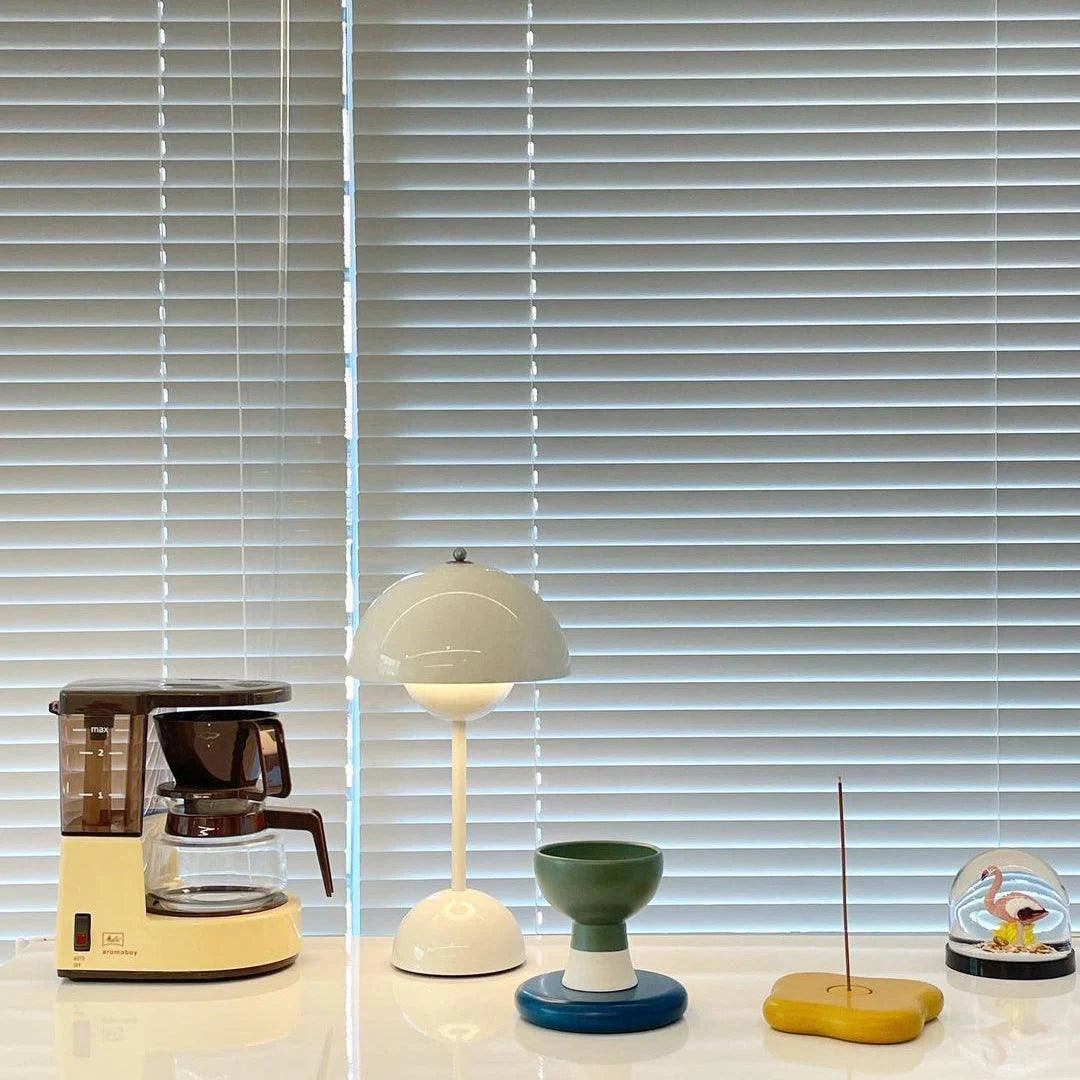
535,840 -> 662,992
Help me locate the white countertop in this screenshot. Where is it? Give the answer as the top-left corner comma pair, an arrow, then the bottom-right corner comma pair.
1,934 -> 1077,1079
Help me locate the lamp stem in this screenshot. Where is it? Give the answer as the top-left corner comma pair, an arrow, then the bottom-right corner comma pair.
451,719 -> 467,891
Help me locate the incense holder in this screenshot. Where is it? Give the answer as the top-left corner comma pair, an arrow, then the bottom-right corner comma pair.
763,972 -> 944,1045
763,781 -> 944,1045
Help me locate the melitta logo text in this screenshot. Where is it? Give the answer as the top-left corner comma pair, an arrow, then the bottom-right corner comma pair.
102,934 -> 138,958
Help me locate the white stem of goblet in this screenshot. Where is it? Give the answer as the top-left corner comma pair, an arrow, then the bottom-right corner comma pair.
562,947 -> 637,993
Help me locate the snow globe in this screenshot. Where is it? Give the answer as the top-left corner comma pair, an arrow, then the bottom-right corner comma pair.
946,848 -> 1075,980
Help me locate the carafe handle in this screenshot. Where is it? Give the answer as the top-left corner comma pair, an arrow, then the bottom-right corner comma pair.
252,717 -> 291,799
264,807 -> 334,897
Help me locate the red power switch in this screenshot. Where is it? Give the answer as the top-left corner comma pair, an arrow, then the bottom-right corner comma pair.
73,913 -> 91,952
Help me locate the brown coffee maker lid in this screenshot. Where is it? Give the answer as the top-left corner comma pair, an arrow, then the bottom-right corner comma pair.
51,679 -> 291,716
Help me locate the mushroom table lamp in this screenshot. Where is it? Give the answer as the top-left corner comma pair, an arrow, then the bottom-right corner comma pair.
351,548 -> 569,976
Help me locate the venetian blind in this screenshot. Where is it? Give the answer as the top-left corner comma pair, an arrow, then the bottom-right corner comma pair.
354,0 -> 1079,934
0,0 -> 347,941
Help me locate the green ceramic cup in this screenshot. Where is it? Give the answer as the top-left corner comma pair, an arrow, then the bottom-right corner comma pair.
535,840 -> 663,991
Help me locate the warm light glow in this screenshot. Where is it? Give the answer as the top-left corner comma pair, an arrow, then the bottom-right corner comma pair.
404,682 -> 513,723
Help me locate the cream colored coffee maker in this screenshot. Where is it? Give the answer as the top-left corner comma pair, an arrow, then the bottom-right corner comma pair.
52,679 -> 333,980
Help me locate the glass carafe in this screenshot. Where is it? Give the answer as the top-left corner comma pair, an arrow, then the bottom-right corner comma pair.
145,795 -> 289,915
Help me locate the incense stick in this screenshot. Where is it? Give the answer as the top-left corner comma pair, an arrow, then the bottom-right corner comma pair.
838,776 -> 851,992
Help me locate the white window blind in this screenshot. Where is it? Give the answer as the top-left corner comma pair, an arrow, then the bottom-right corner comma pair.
354,0 -> 1080,933
354,0 -> 542,936
0,0 -> 347,941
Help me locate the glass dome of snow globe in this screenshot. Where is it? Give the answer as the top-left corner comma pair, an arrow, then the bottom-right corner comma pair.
946,848 -> 1075,980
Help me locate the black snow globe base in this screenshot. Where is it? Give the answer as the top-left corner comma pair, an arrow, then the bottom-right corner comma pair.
946,848 -> 1075,982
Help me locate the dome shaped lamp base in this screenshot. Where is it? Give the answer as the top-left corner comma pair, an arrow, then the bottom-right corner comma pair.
390,888 -> 526,977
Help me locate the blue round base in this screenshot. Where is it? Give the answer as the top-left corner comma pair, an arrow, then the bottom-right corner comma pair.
515,970 -> 688,1034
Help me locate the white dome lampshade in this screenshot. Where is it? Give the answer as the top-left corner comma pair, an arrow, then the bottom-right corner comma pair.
350,548 -> 569,685
349,549 -> 569,977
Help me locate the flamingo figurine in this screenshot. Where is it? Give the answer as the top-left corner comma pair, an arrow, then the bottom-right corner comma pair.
981,864 -> 1049,947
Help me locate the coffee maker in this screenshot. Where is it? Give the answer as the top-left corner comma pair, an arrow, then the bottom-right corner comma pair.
51,678 -> 333,980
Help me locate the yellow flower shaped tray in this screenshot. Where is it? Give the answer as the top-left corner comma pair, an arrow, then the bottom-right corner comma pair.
763,972 -> 944,1045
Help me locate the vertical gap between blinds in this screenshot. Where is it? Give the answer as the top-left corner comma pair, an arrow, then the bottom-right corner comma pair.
225,0 -> 248,676
343,0 -> 362,936
526,0 -> 543,939
273,0 -> 293,680
992,0 -> 1001,852
157,0 -> 170,684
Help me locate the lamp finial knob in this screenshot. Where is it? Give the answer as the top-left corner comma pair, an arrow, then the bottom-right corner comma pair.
451,547 -> 469,563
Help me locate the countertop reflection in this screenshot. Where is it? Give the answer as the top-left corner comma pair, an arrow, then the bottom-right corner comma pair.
0,939 -> 344,1080
3,935 -> 1080,1078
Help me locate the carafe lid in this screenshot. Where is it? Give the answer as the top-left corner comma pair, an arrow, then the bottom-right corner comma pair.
52,678 -> 291,716
163,797 -> 270,839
